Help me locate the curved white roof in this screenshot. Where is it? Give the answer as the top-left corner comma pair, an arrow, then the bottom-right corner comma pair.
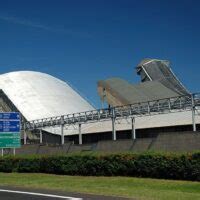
0,71 -> 94,121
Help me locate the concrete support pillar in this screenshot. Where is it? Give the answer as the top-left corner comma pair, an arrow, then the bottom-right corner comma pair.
23,123 -> 27,145
79,123 -> 82,145
168,98 -> 171,110
101,99 -> 105,109
61,116 -> 64,145
191,94 -> 196,132
112,108 -> 116,141
24,130 -> 27,145
131,117 -> 136,140
147,102 -> 150,114
39,129 -> 43,144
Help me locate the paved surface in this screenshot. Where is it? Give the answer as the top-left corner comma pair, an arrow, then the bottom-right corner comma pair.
1,192 -> 64,200
0,186 -> 131,200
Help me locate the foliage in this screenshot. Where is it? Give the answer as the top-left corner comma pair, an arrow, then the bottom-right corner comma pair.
0,152 -> 199,181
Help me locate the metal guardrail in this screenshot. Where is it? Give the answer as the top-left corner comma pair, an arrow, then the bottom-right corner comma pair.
23,93 -> 200,131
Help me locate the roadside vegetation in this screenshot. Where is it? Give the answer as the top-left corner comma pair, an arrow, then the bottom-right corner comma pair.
0,173 -> 199,200
0,152 -> 199,181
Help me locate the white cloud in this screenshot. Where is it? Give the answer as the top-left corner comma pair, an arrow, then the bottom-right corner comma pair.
0,15 -> 91,38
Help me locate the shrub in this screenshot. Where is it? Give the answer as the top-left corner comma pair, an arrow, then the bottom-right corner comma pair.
0,152 -> 199,181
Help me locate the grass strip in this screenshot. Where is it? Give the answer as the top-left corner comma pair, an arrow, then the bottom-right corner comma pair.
0,173 -> 199,200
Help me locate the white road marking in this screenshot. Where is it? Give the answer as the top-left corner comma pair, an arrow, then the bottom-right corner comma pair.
0,189 -> 82,199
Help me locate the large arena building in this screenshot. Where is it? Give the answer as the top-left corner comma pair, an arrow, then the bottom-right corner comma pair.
98,59 -> 189,106
0,59 -> 199,153
0,71 -> 94,143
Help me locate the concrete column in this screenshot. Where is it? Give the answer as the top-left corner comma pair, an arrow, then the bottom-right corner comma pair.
191,94 -> 196,132
79,123 -> 82,145
60,116 -> 64,145
168,98 -> 171,110
131,117 -> 136,140
112,108 -> 116,141
147,102 -> 150,114
23,123 -> 27,145
39,129 -> 43,144
24,130 -> 27,145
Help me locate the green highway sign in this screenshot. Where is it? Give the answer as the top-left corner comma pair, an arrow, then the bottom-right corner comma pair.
0,112 -> 21,149
0,132 -> 21,148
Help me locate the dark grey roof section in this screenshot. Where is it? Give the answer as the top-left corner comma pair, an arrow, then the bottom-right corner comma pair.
136,59 -> 189,95
98,78 -> 179,105
98,58 -> 190,106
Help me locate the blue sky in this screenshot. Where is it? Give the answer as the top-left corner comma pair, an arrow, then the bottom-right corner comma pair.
0,0 -> 199,107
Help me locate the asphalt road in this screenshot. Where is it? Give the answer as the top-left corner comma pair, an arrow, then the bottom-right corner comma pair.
0,191 -> 66,200
0,186 -> 131,200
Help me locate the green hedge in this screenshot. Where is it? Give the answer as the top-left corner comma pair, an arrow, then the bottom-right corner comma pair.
0,152 -> 199,181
